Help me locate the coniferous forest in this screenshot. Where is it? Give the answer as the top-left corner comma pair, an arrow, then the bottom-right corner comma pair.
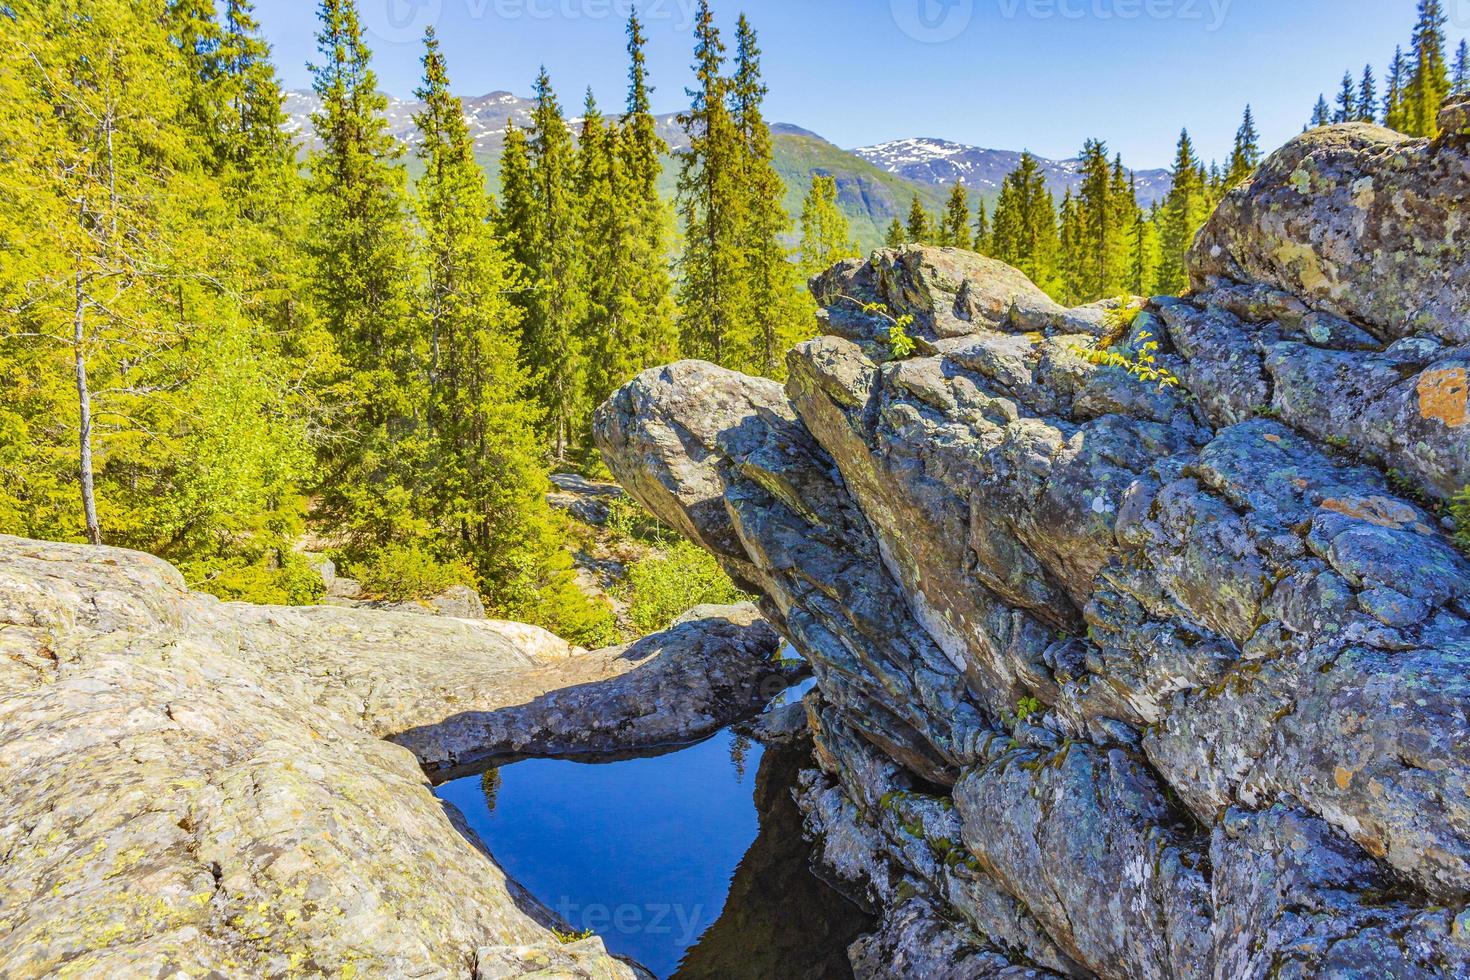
1,0 -> 1460,640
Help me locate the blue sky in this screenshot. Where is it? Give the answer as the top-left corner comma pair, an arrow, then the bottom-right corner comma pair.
254,0 -> 1463,167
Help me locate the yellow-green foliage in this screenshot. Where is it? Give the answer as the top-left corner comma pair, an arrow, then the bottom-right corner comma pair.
1453,487 -> 1470,553
554,928 -> 596,944
1073,331 -> 1181,391
357,544 -> 476,602
187,549 -> 326,606
625,540 -> 749,634
1099,296 -> 1145,347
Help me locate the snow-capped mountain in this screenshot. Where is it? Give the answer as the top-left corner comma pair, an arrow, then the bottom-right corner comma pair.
854,137 -> 1173,207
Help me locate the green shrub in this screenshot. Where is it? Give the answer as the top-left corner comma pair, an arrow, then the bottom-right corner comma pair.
186,548 -> 326,606
625,540 -> 749,634
357,543 -> 476,602
495,545 -> 621,648
605,496 -> 675,546
1453,487 -> 1470,553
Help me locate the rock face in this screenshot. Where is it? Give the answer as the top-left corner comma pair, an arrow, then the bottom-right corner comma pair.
0,535 -> 783,978
596,120 -> 1470,978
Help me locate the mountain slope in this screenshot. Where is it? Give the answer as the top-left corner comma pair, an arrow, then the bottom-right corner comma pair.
854,137 -> 1174,207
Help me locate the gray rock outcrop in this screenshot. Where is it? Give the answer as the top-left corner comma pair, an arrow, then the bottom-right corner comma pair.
596,120 -> 1470,978
0,535 -> 784,978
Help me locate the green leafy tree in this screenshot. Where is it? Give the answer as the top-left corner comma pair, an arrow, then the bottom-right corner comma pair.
939,184 -> 972,251
798,174 -> 859,300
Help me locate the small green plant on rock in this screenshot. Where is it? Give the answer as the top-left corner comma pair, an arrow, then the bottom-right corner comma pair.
841,294 -> 918,359
1071,332 -> 1180,392
1099,295 -> 1146,347
1452,487 -> 1470,553
554,928 -> 596,944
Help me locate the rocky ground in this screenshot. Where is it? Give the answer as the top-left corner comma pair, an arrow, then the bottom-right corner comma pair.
597,107 -> 1470,978
0,535 -> 786,978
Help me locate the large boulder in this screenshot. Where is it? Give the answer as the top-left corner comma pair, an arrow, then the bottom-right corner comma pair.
0,535 -> 783,978
596,122 -> 1470,978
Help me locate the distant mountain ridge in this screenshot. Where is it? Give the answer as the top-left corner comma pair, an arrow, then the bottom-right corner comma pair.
282,91 -> 1171,250
853,137 -> 1173,207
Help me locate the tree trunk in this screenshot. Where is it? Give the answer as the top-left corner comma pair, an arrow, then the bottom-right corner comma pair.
74,267 -> 101,546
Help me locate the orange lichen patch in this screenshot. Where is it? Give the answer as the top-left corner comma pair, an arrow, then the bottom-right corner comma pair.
1335,766 -> 1356,791
1263,433 -> 1283,444
1417,367 -> 1467,428
1321,496 -> 1421,530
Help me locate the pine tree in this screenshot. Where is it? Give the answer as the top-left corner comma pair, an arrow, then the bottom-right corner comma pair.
940,184 -> 972,251
1058,190 -> 1085,306
1406,0 -> 1449,136
619,11 -> 677,376
972,199 -> 990,255
731,14 -> 805,378
1334,71 -> 1358,123
1157,129 -> 1205,295
1108,155 -> 1139,292
576,88 -> 626,425
1385,46 -> 1410,130
1310,95 -> 1333,128
798,175 -> 859,300
885,217 -> 906,249
1076,139 -> 1118,299
1357,65 -> 1379,123
1225,105 -> 1261,189
675,0 -> 744,368
1455,40 -> 1470,96
906,194 -> 933,244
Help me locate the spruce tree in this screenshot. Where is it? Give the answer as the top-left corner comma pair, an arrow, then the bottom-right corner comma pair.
885,217 -> 906,249
1108,155 -> 1139,294
906,195 -> 933,244
1310,95 -> 1333,128
1455,40 -> 1470,96
1157,129 -> 1205,295
619,12 -> 678,374
1077,139 -> 1117,299
1058,190 -> 1085,306
1357,65 -> 1379,123
576,89 -> 626,424
675,0 -> 744,368
990,153 -> 1060,297
1385,46 -> 1410,130
940,184 -> 972,251
1406,0 -> 1449,137
1334,71 -> 1358,123
972,200 -> 990,255
798,175 -> 859,299
731,14 -> 805,378
1226,105 -> 1261,189
522,68 -> 585,460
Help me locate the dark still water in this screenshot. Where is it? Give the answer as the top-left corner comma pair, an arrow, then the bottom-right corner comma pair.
435,695 -> 870,979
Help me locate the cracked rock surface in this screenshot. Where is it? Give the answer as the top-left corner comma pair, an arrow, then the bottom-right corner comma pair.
0,535 -> 782,978
596,119 -> 1470,978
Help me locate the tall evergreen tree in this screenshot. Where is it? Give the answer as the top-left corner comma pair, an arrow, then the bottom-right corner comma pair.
1385,46 -> 1411,130
576,88 -> 627,424
1357,65 -> 1379,123
1076,139 -> 1120,299
1226,105 -> 1261,189
675,0 -> 743,368
940,184 -> 972,250
1157,129 -> 1205,295
798,175 -> 858,300
990,152 -> 1060,297
1310,95 -> 1333,128
1058,189 -> 1085,306
618,12 -> 678,375
884,217 -> 906,249
1334,71 -> 1358,123
1407,0 -> 1450,137
972,199 -> 990,255
731,14 -> 805,378
906,194 -> 933,244
1454,39 -> 1470,96
521,68 -> 585,459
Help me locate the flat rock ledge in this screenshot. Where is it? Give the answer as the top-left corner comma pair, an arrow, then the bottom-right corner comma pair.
596,119 -> 1470,979
0,535 -> 783,978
